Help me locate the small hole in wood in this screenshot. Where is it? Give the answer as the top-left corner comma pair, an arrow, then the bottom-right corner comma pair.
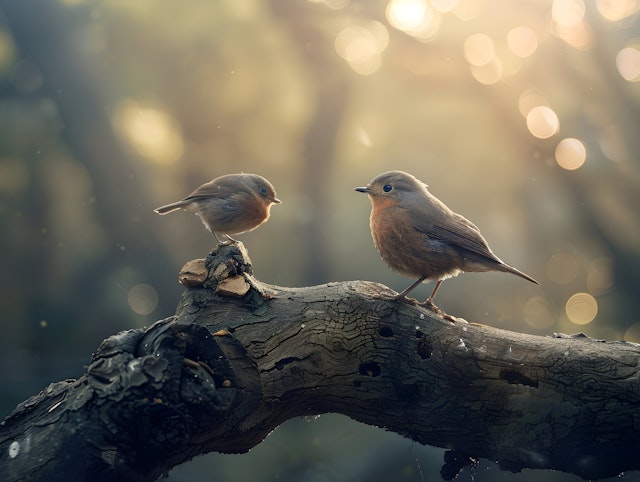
500,369 -> 538,388
416,339 -> 432,359
358,362 -> 381,377
378,326 -> 393,337
275,356 -> 299,370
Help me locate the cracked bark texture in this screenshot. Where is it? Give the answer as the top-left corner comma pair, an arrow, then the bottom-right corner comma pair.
1,243 -> 639,482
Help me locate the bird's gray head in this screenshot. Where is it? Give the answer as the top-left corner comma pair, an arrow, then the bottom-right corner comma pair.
354,170 -> 427,200
247,174 -> 281,204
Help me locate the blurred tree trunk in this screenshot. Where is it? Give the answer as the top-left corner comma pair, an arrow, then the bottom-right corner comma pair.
0,1 -> 176,317
269,0 -> 350,284
2,243 -> 639,482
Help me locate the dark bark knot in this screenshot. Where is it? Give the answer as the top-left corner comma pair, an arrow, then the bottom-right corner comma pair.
86,318 -> 252,465
359,362 -> 381,377
416,338 -> 433,359
499,369 -> 539,388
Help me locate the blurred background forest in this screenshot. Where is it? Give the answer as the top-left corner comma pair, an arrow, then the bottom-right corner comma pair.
0,0 -> 639,480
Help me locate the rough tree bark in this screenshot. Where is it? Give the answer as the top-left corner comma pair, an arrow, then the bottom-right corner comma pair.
1,243 -> 639,482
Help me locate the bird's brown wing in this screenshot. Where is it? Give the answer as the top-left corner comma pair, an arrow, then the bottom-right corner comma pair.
416,212 -> 501,262
183,178 -> 243,201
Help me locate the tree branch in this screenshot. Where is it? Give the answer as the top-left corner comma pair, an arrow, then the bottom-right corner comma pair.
2,243 -> 639,481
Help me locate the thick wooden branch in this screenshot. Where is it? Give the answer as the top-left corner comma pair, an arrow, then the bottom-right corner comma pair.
1,243 -> 639,481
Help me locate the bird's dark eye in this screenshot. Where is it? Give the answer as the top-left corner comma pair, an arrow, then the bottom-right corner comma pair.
260,187 -> 268,195
383,184 -> 393,193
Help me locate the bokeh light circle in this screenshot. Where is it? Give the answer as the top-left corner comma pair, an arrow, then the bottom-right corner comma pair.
334,24 -> 388,75
518,89 -> 548,117
546,252 -> 579,284
555,138 -> 586,170
386,0 -> 430,33
565,292 -> 598,325
616,47 -> 640,82
524,296 -> 555,330
464,33 -> 494,66
597,0 -> 639,22
552,0 -> 585,27
526,106 -> 559,139
470,57 -> 502,85
507,26 -> 538,58
128,284 -> 159,315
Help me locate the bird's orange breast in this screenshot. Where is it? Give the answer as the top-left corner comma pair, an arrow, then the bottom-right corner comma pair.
368,196 -> 463,280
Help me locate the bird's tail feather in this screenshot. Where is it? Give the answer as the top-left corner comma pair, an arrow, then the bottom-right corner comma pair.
499,262 -> 539,285
154,201 -> 188,215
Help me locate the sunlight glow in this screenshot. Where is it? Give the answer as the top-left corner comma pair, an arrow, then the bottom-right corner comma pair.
320,0 -> 350,10
552,0 -> 585,27
113,100 -> 184,165
554,20 -> 593,50
429,0 -> 458,13
507,26 -> 538,58
565,292 -> 598,325
451,0 -> 481,20
386,0 -> 440,40
335,22 -> 389,75
386,0 -> 430,32
464,33 -> 494,66
518,89 -> 548,117
526,106 -> 559,139
616,47 -> 640,82
596,0 -> 639,22
357,127 -> 373,148
470,57 -> 503,85
555,138 -> 586,170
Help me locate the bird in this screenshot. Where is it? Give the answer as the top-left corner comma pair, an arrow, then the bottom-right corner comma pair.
154,173 -> 280,244
354,170 -> 538,315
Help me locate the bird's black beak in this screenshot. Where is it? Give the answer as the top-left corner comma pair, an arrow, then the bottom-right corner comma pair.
354,186 -> 370,193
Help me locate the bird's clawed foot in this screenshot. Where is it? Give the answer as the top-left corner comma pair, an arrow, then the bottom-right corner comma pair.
419,299 -> 457,322
214,234 -> 239,246
224,234 -> 239,244
420,298 -> 442,314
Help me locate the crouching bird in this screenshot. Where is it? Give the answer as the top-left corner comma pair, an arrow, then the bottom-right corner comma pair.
155,173 -> 280,244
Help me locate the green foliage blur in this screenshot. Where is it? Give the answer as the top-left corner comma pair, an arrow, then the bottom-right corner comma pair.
0,0 -> 639,480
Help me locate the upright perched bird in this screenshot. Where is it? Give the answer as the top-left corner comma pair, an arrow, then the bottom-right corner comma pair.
355,170 -> 538,312
154,173 -> 280,244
